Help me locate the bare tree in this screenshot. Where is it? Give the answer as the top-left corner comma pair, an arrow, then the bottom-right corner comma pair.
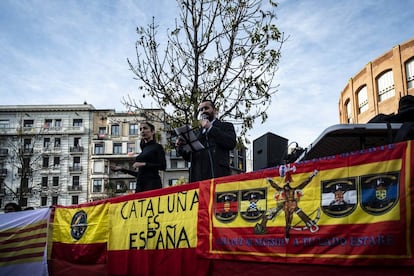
125,0 -> 285,142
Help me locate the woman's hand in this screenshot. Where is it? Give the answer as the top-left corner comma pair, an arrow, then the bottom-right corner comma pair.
110,165 -> 122,171
132,162 -> 146,169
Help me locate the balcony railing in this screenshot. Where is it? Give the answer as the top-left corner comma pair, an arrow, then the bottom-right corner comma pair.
70,146 -> 84,153
69,166 -> 83,172
68,185 -> 82,192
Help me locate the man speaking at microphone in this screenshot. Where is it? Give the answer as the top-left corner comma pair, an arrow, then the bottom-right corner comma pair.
176,99 -> 237,182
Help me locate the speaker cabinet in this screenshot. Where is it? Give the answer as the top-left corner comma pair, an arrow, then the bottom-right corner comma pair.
253,132 -> 288,170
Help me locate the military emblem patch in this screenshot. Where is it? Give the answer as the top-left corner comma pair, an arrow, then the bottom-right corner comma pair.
360,172 -> 399,215
214,192 -> 239,222
321,178 -> 357,218
71,210 -> 88,240
240,189 -> 267,222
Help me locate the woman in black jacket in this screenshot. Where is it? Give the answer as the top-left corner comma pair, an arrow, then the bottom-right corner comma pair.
111,122 -> 166,192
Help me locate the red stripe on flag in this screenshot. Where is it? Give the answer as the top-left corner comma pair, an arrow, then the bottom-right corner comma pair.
0,222 -> 48,238
51,242 -> 107,264
0,233 -> 47,245
0,242 -> 46,254
0,252 -> 44,262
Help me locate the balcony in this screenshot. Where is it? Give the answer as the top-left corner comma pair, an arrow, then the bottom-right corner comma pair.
16,187 -> 32,195
68,185 -> 82,192
19,148 -> 34,155
69,166 -> 83,172
96,133 -> 107,140
17,168 -> 33,177
70,146 -> 84,153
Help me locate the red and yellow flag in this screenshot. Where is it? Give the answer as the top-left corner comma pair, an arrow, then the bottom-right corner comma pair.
49,200 -> 109,275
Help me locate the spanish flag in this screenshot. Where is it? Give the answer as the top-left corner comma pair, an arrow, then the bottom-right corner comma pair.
0,208 -> 51,276
49,201 -> 109,275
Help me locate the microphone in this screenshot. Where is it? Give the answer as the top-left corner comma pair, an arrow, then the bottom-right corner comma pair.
201,114 -> 209,121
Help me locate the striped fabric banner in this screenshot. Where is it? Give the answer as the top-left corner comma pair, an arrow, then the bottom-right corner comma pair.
0,208 -> 51,276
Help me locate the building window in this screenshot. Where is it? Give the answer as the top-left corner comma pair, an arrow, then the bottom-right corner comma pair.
170,159 -> 188,169
23,120 -> 34,128
129,181 -> 136,191
54,119 -> 62,128
41,196 -> 47,207
129,124 -> 139,135
95,143 -> 104,154
44,138 -> 50,148
406,58 -> 414,89
42,177 -> 48,187
74,137 -> 81,147
53,176 -> 59,186
54,137 -> 61,148
73,119 -> 83,127
0,119 -> 9,129
52,196 -> 58,205
72,196 -> 79,205
98,127 -> 106,138
127,143 -> 135,154
24,139 -> 32,151
357,85 -> 368,114
44,119 -> 52,128
377,70 -> 395,102
42,156 -> 49,168
345,99 -> 352,123
93,179 -> 102,193
73,176 -> 80,186
111,125 -> 120,136
113,143 -> 122,154
73,157 -> 81,169
168,179 -> 180,186
54,156 -> 60,167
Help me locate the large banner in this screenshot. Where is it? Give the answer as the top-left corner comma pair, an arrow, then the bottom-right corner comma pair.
197,141 -> 414,267
106,183 -> 210,275
43,140 -> 414,275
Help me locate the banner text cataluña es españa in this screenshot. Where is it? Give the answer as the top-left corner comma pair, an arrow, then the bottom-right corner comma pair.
119,190 -> 199,250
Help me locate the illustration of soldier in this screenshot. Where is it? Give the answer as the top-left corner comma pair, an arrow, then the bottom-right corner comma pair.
329,183 -> 349,206
254,165 -> 319,242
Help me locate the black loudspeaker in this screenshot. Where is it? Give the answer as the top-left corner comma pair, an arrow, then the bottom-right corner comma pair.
253,132 -> 288,171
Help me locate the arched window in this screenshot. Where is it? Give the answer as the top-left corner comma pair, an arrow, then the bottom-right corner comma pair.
345,99 -> 352,123
357,85 -> 368,114
377,70 -> 395,102
405,58 -> 414,89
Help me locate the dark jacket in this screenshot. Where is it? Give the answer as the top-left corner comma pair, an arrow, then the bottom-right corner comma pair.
179,119 -> 236,182
121,140 -> 166,192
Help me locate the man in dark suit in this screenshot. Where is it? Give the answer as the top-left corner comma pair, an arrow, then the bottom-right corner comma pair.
176,99 -> 237,182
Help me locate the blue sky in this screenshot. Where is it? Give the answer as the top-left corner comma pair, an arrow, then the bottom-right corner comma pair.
1,0 -> 413,149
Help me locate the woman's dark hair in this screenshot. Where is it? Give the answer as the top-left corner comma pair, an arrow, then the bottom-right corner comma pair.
140,121 -> 156,149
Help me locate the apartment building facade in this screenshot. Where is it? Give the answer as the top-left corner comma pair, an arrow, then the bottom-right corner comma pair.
1,104 -> 245,209
0,104 -> 94,209
339,37 -> 414,123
